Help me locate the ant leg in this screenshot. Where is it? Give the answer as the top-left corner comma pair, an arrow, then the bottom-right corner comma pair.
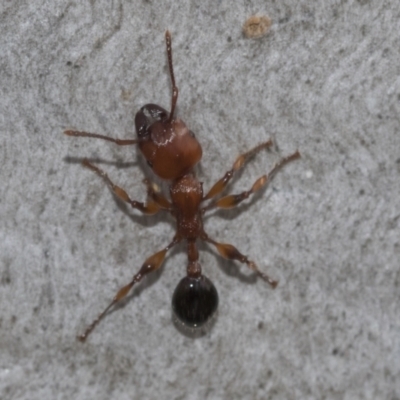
78,236 -> 181,342
203,140 -> 273,201
143,179 -> 172,210
202,234 -> 278,288
64,130 -> 138,145
82,159 -> 161,215
204,150 -> 301,211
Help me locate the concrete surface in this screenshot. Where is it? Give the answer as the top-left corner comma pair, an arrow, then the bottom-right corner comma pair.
0,1 -> 399,399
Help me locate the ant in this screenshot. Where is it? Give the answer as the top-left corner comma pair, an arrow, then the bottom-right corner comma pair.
64,31 -> 300,342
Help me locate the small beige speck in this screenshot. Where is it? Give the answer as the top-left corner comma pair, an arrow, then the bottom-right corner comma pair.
243,15 -> 272,39
121,88 -> 132,101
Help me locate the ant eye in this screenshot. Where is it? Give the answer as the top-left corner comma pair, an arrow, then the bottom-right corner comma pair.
172,275 -> 218,327
147,160 -> 153,168
189,131 -> 195,138
137,126 -> 147,138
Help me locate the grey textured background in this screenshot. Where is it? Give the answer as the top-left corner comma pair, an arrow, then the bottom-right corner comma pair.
1,1 -> 399,399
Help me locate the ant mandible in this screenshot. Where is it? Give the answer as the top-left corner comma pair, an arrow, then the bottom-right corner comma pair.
65,31 -> 300,342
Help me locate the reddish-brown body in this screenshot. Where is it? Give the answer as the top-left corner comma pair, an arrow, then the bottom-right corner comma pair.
64,31 -> 300,342
139,118 -> 202,180
171,174 -> 203,240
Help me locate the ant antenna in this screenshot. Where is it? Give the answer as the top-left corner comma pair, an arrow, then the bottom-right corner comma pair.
165,30 -> 178,122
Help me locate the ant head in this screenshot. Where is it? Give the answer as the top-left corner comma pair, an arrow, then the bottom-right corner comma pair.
172,275 -> 218,327
135,104 -> 202,180
134,31 -> 202,181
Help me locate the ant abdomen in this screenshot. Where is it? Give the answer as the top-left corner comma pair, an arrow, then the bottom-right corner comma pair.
172,275 -> 219,327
